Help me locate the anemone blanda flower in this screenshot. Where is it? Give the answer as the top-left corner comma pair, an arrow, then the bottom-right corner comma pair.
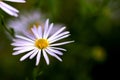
0,0 -> 26,17
11,19 -> 74,66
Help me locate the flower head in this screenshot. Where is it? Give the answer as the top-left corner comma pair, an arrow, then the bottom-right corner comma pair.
11,19 -> 74,66
8,11 -> 45,34
0,0 -> 26,17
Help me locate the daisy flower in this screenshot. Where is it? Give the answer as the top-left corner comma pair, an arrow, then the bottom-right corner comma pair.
7,11 -> 64,38
0,0 -> 26,17
11,19 -> 74,66
8,11 -> 45,35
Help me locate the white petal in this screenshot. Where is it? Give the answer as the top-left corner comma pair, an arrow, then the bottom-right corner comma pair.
47,47 -> 63,55
13,39 -> 34,44
43,19 -> 49,38
37,26 -> 43,38
43,50 -> 49,65
23,32 -> 35,40
12,47 -> 35,55
12,40 -> 34,44
49,31 -> 69,41
36,50 -> 41,66
0,2 -> 18,17
49,47 -> 66,51
31,26 -> 40,39
45,23 -> 53,38
29,49 -> 39,59
4,0 -> 26,3
11,42 -> 34,47
20,49 -> 36,61
50,41 -> 74,46
48,27 -> 66,41
15,35 -> 34,42
49,34 -> 70,44
45,49 -> 62,61
13,46 -> 35,50
0,2 -> 19,12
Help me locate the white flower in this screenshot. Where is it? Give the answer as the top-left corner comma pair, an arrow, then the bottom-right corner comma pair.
11,19 -> 74,66
8,11 -> 45,34
7,11 -> 64,38
0,0 -> 26,17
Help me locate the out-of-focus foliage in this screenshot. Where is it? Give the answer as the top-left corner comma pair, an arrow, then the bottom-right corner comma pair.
0,0 -> 120,80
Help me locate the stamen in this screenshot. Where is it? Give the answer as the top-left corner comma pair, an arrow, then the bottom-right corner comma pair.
29,22 -> 40,29
35,39 -> 49,49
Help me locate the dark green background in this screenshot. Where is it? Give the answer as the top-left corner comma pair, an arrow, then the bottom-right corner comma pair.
0,0 -> 120,80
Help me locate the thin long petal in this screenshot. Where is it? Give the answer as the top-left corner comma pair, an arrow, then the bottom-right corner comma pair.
36,50 -> 41,66
37,26 -> 43,38
47,47 -> 63,55
49,47 -> 66,51
0,2 -> 18,17
20,49 -> 36,61
45,49 -> 62,61
50,41 -> 74,46
13,46 -> 35,50
29,49 -> 39,59
43,50 -> 49,65
5,0 -> 26,3
11,42 -> 34,47
48,27 -> 66,41
31,26 -> 40,39
49,34 -> 70,44
49,31 -> 69,41
13,39 -> 34,44
12,47 -> 35,55
45,23 -> 53,38
15,35 -> 34,42
0,2 -> 19,12
23,32 -> 35,40
43,19 -> 49,38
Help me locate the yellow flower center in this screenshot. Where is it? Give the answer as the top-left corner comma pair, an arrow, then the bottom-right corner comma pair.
29,22 -> 40,29
35,39 -> 49,49
28,22 -> 44,34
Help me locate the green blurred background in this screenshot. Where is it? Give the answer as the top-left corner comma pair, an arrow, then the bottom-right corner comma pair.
0,0 -> 120,80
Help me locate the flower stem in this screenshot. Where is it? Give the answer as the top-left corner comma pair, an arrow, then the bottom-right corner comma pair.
0,14 -> 14,37
32,67 -> 43,80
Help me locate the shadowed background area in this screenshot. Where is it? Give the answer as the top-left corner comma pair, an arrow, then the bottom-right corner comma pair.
0,0 -> 120,80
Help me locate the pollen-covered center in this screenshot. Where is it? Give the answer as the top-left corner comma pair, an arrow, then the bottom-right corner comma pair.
35,39 -> 49,49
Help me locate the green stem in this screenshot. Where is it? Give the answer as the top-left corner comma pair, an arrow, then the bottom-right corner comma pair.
32,67 -> 43,80
0,14 -> 14,37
